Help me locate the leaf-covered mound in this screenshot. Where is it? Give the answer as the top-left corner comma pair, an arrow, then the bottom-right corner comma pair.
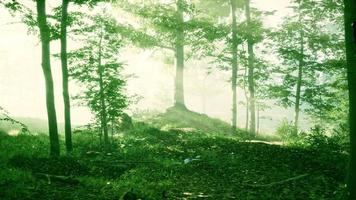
139,106 -> 247,136
0,123 -> 348,199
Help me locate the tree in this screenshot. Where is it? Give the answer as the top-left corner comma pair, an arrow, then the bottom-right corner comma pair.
192,0 -> 243,133
269,1 -> 308,132
230,0 -> 239,133
244,0 -> 256,136
69,12 -> 128,150
1,0 -> 61,156
344,0 -> 356,198
174,0 -> 186,108
36,0 -> 60,157
269,0 -> 341,132
193,0 -> 268,135
117,0 -> 220,110
117,0 -> 189,109
60,0 -> 72,154
59,0 -> 114,154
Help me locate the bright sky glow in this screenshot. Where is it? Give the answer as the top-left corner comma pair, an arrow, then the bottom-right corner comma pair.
0,0 -> 300,133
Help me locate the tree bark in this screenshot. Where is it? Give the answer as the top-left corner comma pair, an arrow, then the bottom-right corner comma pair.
36,0 -> 60,157
245,0 -> 256,136
294,10 -> 305,131
97,29 -> 109,149
344,0 -> 356,198
60,0 -> 73,154
230,0 -> 238,134
244,64 -> 249,131
257,102 -> 260,135
174,0 -> 186,109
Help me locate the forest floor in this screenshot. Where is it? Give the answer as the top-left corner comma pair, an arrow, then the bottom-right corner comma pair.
0,109 -> 349,199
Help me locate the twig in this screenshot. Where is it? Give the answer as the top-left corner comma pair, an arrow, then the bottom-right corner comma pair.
90,160 -> 155,164
33,173 -> 80,185
244,174 -> 309,188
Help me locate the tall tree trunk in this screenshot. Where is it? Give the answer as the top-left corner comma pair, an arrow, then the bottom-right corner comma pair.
245,0 -> 256,136
344,0 -> 356,198
97,30 -> 109,149
60,0 -> 73,154
244,65 -> 249,131
294,13 -> 304,131
111,118 -> 115,142
36,0 -> 60,157
257,102 -> 260,135
245,100 -> 249,131
174,0 -> 186,109
230,0 -> 238,134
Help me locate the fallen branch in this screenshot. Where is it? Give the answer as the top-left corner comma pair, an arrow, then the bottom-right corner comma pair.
33,173 -> 80,185
90,160 -> 155,164
244,174 -> 309,188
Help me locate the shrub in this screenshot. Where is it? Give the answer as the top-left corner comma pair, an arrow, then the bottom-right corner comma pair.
276,119 -> 300,143
306,125 -> 349,153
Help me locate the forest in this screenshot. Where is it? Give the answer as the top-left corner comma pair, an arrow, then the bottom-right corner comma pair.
0,0 -> 355,199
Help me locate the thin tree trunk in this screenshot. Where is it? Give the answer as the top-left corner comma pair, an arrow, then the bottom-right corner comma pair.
230,0 -> 238,134
111,118 -> 114,142
244,65 -> 249,131
245,100 -> 249,131
174,0 -> 186,109
36,0 -> 60,157
294,11 -> 304,131
97,29 -> 109,149
245,0 -> 256,136
99,126 -> 102,146
60,0 -> 73,154
344,0 -> 356,198
257,102 -> 260,135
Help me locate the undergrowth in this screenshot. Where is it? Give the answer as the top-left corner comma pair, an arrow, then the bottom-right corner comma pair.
0,121 -> 348,199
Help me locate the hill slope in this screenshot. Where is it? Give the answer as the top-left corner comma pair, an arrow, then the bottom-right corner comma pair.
0,117 -> 66,134
137,107 -> 247,136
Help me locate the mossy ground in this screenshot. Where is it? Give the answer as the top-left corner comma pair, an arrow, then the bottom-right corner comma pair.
0,119 -> 348,199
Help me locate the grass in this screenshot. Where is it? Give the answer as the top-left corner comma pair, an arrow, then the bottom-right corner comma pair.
0,122 -> 349,200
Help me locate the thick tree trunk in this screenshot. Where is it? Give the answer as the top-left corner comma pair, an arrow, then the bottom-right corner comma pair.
294,17 -> 304,131
174,0 -> 186,109
245,0 -> 256,136
60,0 -> 73,154
97,31 -> 109,149
230,0 -> 238,134
36,0 -> 60,157
344,0 -> 356,198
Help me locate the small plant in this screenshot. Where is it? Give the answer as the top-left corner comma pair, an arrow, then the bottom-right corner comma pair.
276,119 -> 299,143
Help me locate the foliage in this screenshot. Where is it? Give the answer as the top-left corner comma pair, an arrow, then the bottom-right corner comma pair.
0,123 -> 348,199
305,126 -> 349,153
276,119 -> 299,143
0,0 -> 353,199
278,122 -> 349,154
68,12 -> 128,133
268,0 -> 346,131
